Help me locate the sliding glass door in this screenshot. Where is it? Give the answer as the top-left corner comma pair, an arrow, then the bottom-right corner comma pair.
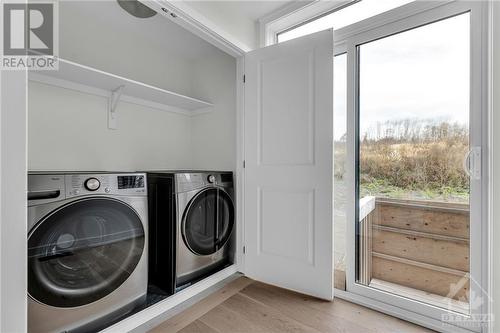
357,8 -> 471,310
344,2 -> 487,331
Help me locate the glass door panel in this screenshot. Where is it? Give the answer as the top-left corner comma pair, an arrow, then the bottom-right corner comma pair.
334,53 -> 348,290
356,13 -> 471,314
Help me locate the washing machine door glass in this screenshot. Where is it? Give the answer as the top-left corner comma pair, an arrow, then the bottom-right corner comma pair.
28,198 -> 145,308
182,188 -> 234,256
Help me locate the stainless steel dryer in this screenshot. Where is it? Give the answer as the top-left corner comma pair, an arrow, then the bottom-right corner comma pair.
28,172 -> 148,333
175,172 -> 235,289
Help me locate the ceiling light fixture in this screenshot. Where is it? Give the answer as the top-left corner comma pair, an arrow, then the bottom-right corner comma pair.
117,0 -> 157,19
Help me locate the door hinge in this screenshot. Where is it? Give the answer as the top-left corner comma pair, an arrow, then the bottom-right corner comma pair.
243,160 -> 246,168
243,246 -> 246,254
243,74 -> 246,83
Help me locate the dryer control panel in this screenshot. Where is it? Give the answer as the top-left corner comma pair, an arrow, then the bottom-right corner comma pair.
175,172 -> 233,193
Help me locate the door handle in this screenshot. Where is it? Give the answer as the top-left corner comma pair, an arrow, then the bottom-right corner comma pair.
463,147 -> 481,180
463,149 -> 472,177
37,251 -> 74,262
27,190 -> 61,200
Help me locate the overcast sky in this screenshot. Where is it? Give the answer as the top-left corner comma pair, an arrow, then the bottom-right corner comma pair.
359,13 -> 470,139
280,1 -> 470,141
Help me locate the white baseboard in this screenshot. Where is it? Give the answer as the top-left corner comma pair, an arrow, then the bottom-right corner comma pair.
100,265 -> 240,333
334,288 -> 472,333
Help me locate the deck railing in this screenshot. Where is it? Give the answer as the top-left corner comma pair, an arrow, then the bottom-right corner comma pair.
358,197 -> 470,302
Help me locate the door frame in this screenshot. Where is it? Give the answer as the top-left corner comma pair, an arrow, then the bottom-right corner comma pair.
0,64 -> 28,333
341,1 -> 490,331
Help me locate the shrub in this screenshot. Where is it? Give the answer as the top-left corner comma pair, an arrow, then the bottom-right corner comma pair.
335,119 -> 470,202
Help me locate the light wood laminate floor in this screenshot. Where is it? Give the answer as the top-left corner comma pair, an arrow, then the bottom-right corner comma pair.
149,277 -> 434,333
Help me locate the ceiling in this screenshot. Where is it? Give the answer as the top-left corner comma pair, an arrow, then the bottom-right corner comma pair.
59,1 -> 224,62
181,1 -> 295,49
187,1 -> 294,21
59,0 -> 298,60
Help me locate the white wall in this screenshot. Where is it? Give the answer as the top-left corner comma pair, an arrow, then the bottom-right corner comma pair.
59,1 -> 195,96
28,82 -> 193,171
492,1 -> 500,330
191,50 -> 237,171
28,1 -> 237,173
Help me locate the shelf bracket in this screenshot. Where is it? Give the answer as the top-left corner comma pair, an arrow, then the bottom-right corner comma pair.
108,85 -> 125,130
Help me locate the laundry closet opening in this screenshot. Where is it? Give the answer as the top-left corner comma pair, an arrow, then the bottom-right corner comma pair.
27,1 -> 238,332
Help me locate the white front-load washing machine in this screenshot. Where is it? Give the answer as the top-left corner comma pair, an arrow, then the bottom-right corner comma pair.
174,172 -> 235,289
28,172 -> 148,333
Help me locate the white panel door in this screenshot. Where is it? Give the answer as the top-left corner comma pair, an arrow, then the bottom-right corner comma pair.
244,29 -> 334,300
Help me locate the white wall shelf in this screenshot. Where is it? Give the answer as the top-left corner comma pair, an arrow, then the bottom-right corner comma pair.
28,58 -> 214,117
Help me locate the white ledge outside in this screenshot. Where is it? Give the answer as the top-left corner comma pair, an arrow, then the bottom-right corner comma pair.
359,196 -> 376,222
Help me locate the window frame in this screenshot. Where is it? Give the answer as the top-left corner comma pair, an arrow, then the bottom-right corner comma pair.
263,1 -> 452,48
344,2 -> 489,332
259,0 -> 356,47
345,2 -> 485,326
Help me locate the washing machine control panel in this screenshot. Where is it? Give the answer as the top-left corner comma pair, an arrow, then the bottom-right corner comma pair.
66,173 -> 147,197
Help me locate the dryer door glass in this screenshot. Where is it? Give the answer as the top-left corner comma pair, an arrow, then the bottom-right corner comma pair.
182,188 -> 234,255
28,198 -> 145,308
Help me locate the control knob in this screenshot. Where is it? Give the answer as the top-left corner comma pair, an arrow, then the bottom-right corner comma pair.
84,178 -> 100,191
207,175 -> 216,184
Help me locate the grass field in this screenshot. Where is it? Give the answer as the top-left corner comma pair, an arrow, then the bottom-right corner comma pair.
334,121 -> 470,203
